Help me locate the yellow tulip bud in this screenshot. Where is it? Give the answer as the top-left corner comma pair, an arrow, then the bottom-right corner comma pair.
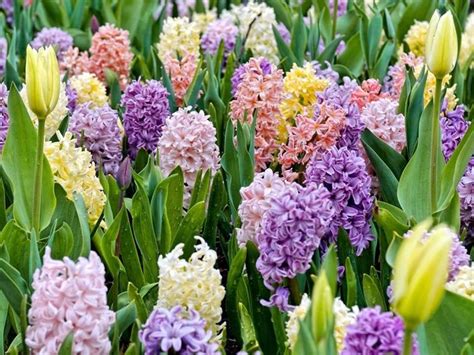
392,220 -> 452,330
311,272 -> 334,342
25,46 -> 60,119
425,10 -> 458,79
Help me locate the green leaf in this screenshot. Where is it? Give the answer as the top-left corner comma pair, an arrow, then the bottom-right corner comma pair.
2,85 -> 56,232
344,257 -> 357,307
236,122 -> 254,188
111,302 -> 137,339
0,259 -> 29,316
72,193 -> 91,256
398,102 -> 444,221
226,247 -> 247,344
116,0 -> 144,39
321,245 -> 337,296
97,208 -> 125,278
373,41 -> 395,81
367,13 -> 383,69
127,283 -> 148,324
396,0 -> 436,42
0,292 -> 8,354
238,303 -> 260,352
49,222 -> 74,259
337,33 -> 364,77
318,37 -> 344,64
184,66 -> 205,108
28,230 -> 41,284
405,69 -> 428,157
290,11 -> 307,65
58,332 -> 74,355
119,209 -> 145,288
104,69 -> 122,109
0,221 -> 30,280
273,25 -> 297,71
362,274 -> 386,309
221,120 -> 241,220
267,0 -> 292,29
172,201 -> 206,259
203,171 -> 226,249
166,167 -> 184,239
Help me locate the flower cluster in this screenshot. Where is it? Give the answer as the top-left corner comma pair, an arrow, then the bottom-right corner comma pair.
279,63 -> 330,121
0,83 -> 8,151
163,53 -> 197,106
60,47 -> 91,77
26,247 -> 115,354
305,146 -> 374,254
351,78 -> 389,112
44,132 -> 106,225
157,17 -> 200,60
237,169 -> 286,246
230,57 -> 284,170
342,306 -> 419,355
139,306 -> 219,354
404,21 -> 429,57
256,183 -> 335,288
225,1 -> 279,63
158,107 -> 220,205
88,24 -> 133,89
460,13 -> 474,69
201,18 -> 238,58
0,37 -> 6,76
21,82 -> 69,139
360,98 -> 406,152
69,73 -> 108,108
31,27 -> 73,60
121,79 -> 169,157
69,103 -> 123,175
157,237 -> 225,337
446,264 -> 474,301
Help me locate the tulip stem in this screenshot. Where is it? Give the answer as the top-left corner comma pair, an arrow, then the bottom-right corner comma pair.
403,329 -> 413,355
331,0 -> 338,40
288,278 -> 302,304
430,78 -> 443,212
33,118 -> 46,234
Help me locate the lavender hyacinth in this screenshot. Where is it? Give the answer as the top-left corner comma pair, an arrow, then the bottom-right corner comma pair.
69,103 -> 122,175
256,183 -> 335,289
0,0 -> 13,25
121,79 -> 170,158
65,83 -> 77,113
306,146 -> 374,254
0,37 -> 6,76
329,0 -> 348,17
276,23 -> 291,44
342,306 -> 419,355
0,83 -> 8,151
139,306 -> 219,355
231,58 -> 272,95
201,18 -> 238,58
31,27 -> 73,60
261,286 -> 291,312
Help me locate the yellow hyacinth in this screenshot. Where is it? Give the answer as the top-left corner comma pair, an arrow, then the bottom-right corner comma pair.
25,46 -> 60,119
392,220 -> 452,331
69,73 -> 108,108
404,21 -> 429,57
425,10 -> 458,79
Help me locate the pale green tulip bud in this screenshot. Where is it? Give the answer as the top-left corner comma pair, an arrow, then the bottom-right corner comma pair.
392,220 -> 452,331
425,10 -> 458,79
25,46 -> 60,120
311,271 -> 334,342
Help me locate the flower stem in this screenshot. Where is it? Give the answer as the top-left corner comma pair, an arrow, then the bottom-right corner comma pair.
403,329 -> 413,355
332,0 -> 338,40
430,78 -> 443,212
288,278 -> 302,304
33,118 -> 46,234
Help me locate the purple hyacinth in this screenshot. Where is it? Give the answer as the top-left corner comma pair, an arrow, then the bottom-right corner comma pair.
329,0 -> 348,17
342,306 -> 419,355
317,78 -> 364,151
318,38 -> 346,56
139,306 -> 219,355
312,61 -> 339,83
256,183 -> 335,289
0,83 -> 8,151
260,287 -> 291,312
0,0 -> 13,25
121,79 -> 170,158
69,103 -> 122,175
276,23 -> 291,44
305,146 -> 374,254
0,37 -> 6,76
65,83 -> 77,113
31,27 -> 73,60
440,104 -> 473,239
231,58 -> 273,96
201,18 -> 238,58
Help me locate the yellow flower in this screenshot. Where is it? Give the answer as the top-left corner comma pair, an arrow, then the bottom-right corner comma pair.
44,132 -> 106,225
69,73 -> 108,108
280,63 -> 330,120
446,264 -> 474,300
25,46 -> 60,119
459,13 -> 474,69
193,10 -> 217,33
157,17 -> 200,61
425,10 -> 458,79
21,82 -> 69,139
404,21 -> 429,57
392,220 -> 452,330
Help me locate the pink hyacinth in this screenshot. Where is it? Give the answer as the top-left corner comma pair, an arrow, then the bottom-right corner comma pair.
383,53 -> 423,100
163,53 -> 198,107
360,98 -> 406,152
230,57 -> 284,170
26,247 -> 115,355
351,79 -> 389,112
237,169 -> 287,246
89,24 -> 133,89
279,102 -> 346,181
158,107 -> 220,205
60,47 -> 91,77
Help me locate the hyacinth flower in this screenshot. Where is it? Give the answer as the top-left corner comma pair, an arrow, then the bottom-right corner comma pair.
201,18 -> 238,59
446,263 -> 474,301
26,247 -> 115,354
163,53 -> 198,107
69,73 -> 108,108
0,83 -> 8,152
139,306 -> 219,354
121,79 -> 170,158
31,27 -> 73,60
157,16 -> 200,61
0,37 -> 7,76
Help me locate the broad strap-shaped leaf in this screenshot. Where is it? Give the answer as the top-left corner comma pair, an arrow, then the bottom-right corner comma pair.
2,85 -> 56,232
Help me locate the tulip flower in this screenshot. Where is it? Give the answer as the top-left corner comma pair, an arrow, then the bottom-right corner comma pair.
25,45 -> 60,120
392,220 -> 452,332
425,10 -> 458,79
311,271 -> 334,343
